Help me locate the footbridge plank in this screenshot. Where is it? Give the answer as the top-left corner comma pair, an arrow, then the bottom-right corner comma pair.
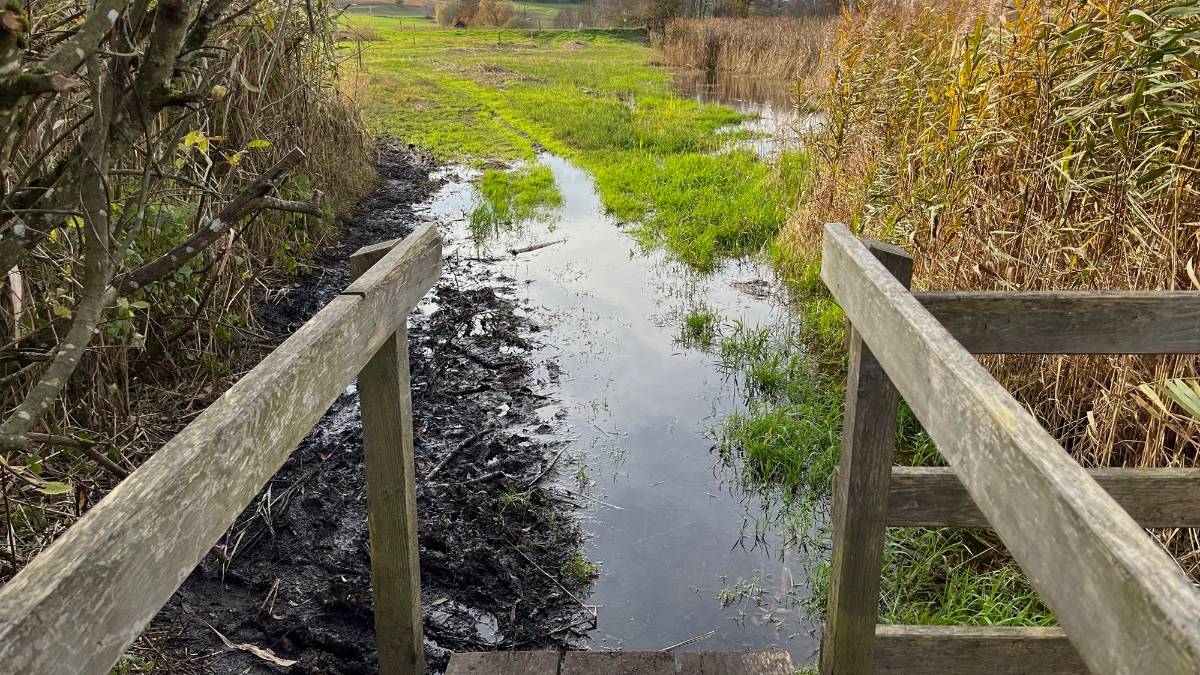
446,650 -> 795,674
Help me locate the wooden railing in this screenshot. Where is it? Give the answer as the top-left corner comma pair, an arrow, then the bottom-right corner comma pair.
818,222 -> 1200,674
0,225 -> 442,675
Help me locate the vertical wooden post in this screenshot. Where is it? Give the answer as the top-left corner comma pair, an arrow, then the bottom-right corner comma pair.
820,239 -> 912,675
351,246 -> 424,675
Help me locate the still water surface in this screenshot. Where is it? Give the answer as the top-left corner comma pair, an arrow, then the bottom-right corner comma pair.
421,78 -> 820,664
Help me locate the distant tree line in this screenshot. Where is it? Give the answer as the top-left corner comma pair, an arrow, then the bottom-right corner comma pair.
434,0 -> 527,27
552,0 -> 841,29
420,0 -> 842,30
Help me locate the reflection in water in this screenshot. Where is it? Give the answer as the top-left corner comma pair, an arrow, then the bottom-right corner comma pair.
673,69 -> 798,112
423,147 -> 821,665
671,69 -> 825,157
468,164 -> 563,244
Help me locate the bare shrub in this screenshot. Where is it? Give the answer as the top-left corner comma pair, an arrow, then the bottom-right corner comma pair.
0,0 -> 371,579
474,0 -> 518,27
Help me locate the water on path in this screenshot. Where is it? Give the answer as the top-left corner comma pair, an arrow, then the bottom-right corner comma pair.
421,82 -> 821,664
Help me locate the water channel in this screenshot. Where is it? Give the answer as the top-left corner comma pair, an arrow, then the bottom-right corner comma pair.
422,72 -> 821,665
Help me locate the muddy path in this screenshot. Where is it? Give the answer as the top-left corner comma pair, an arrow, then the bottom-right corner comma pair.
150,139 -> 593,674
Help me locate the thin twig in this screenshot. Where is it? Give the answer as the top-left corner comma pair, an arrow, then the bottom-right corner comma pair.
426,428 -> 492,481
504,537 -> 597,618
524,444 -> 572,489
659,630 -> 715,652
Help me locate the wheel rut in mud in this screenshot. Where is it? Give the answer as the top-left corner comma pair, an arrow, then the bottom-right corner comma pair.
151,139 -> 592,674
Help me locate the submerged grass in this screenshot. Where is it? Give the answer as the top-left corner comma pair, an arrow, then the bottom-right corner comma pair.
704,318 -> 845,521
345,21 -> 806,269
469,164 -> 563,241
678,306 -> 721,349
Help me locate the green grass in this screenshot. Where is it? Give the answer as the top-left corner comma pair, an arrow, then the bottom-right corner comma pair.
707,309 -> 1050,630
713,321 -> 843,506
344,3 -> 432,19
678,306 -> 720,349
561,551 -> 600,583
881,529 -> 1053,626
346,0 -> 573,22
469,164 -> 562,240
346,22 -> 804,269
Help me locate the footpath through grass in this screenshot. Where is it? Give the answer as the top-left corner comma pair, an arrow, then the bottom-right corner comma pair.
344,22 -> 806,271
345,19 -> 1041,640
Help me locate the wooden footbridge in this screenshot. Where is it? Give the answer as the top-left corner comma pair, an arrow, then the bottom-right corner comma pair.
1,223 -> 1199,674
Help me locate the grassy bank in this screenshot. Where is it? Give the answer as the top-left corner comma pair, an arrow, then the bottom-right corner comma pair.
344,20 -> 806,270
766,0 -> 1200,627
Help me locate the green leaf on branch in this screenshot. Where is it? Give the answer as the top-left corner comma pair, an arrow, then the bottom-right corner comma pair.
39,481 -> 73,495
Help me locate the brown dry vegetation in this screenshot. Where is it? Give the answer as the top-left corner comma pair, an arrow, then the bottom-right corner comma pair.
658,16 -> 835,79
779,0 -> 1200,572
0,0 -> 371,581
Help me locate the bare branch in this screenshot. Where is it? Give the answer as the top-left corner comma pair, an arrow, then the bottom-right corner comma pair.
114,148 -> 307,293
0,72 -> 80,103
24,433 -> 129,479
0,56 -> 116,452
41,0 -> 129,75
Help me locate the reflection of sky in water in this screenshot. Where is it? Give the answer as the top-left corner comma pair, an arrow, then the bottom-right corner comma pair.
423,105 -> 821,664
671,69 -> 825,158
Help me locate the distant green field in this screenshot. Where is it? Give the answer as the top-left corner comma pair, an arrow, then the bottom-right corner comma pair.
342,0 -> 575,24
342,20 -> 809,272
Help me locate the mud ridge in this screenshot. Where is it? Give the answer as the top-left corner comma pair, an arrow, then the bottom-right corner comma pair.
151,138 -> 592,674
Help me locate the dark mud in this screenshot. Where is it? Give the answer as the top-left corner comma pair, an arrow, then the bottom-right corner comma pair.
150,139 -> 592,674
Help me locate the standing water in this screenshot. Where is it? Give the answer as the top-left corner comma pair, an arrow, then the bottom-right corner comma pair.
423,79 -> 820,664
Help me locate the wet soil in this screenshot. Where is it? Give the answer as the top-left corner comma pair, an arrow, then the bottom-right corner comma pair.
150,139 -> 592,674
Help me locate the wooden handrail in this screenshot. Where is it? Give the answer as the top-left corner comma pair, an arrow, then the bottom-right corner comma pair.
0,225 -> 442,674
873,626 -> 1087,674
888,466 -> 1200,529
915,291 -> 1200,354
820,222 -> 1200,675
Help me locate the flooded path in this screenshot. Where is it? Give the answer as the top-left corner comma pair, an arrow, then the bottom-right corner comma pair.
671,69 -> 821,157
423,80 -> 821,664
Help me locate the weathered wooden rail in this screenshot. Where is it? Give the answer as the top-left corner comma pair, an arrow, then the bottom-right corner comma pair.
819,223 -> 1200,675
0,225 -> 442,675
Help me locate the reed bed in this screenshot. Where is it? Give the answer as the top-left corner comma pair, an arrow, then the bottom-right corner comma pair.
780,0 -> 1200,572
658,16 -> 835,80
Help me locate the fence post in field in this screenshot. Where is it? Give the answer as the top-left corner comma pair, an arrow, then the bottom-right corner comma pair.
820,238 -> 912,675
351,241 -> 425,675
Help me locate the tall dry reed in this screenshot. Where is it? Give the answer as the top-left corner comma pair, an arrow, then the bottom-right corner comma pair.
781,0 -> 1200,570
658,16 -> 835,79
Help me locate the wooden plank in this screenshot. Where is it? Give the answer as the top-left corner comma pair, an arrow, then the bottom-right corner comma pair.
680,650 -> 794,674
874,625 -> 1089,674
351,245 -> 424,675
820,241 -> 912,675
821,223 -> 1200,675
446,651 -> 561,675
888,466 -> 1200,528
915,291 -> 1200,354
560,651 -> 676,675
0,225 -> 441,674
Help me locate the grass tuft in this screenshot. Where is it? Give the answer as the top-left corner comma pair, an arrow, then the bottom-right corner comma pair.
469,164 -> 563,240
560,552 -> 600,583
